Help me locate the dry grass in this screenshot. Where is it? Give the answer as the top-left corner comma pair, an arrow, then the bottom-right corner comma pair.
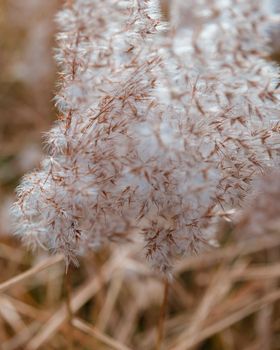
1,1 -> 280,349
0,233 -> 279,350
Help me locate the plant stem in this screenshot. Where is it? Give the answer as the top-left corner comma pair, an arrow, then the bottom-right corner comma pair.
156,278 -> 169,350
65,269 -> 74,349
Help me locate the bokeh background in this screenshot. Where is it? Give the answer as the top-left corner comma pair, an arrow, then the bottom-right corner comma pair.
0,1 -> 280,349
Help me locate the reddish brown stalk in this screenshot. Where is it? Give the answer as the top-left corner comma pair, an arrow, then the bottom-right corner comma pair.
156,278 -> 169,350
65,271 -> 73,322
65,270 -> 74,350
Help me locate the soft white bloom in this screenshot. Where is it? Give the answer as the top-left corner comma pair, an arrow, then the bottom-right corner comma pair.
12,0 -> 280,274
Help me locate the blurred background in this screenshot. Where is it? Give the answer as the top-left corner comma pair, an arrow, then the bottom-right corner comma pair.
0,0 -> 60,232
0,1 -> 280,349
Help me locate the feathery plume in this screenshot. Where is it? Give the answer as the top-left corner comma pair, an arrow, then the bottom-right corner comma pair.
12,0 -> 280,274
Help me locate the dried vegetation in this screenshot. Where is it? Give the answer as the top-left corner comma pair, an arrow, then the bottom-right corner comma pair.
0,0 -> 280,349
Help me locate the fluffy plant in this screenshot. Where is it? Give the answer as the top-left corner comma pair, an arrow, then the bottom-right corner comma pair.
12,0 -> 280,274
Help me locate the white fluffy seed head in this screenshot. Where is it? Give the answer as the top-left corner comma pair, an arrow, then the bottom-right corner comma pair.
11,0 -> 280,274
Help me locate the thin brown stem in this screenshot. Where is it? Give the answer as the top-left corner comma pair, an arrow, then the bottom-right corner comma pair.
26,259 -> 114,350
65,269 -> 74,350
65,270 -> 73,323
156,278 -> 169,350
